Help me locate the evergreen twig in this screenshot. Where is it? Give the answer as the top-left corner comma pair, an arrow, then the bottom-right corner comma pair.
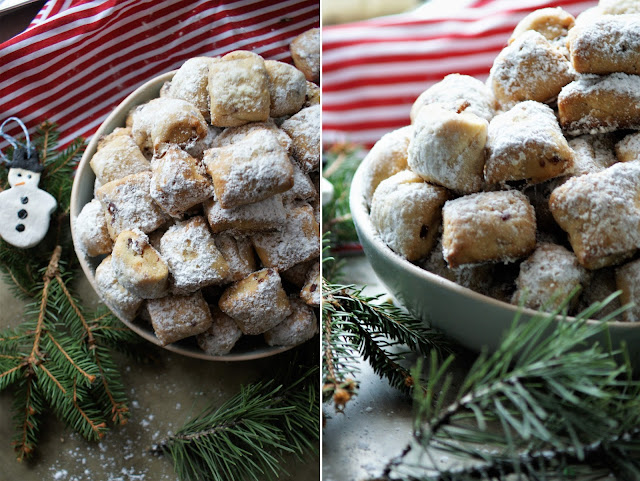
0,122 -> 142,461
153,355 -> 319,481
377,300 -> 640,481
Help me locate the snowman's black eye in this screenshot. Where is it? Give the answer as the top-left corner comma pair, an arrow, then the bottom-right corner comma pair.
17,173 -> 22,177
27,175 -> 32,179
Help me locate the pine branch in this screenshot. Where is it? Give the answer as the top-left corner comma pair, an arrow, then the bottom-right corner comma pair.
153,362 -> 319,481
322,278 -> 448,411
0,124 -> 141,461
378,301 -> 640,481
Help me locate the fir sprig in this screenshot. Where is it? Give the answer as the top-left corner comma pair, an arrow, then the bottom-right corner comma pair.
154,360 -> 319,481
0,122 -> 141,461
379,299 -> 640,481
322,277 -> 448,411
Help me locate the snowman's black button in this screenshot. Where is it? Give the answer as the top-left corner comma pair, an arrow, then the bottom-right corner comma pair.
15,224 -> 25,232
21,196 -> 28,204
17,209 -> 27,219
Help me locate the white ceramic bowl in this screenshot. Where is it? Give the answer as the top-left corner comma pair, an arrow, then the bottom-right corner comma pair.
70,72 -> 294,361
349,161 -> 640,369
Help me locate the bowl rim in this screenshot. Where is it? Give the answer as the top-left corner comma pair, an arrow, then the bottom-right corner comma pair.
349,157 -> 635,330
70,71 -> 297,362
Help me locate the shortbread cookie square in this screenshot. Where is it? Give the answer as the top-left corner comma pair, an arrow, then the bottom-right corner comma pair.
442,190 -> 536,268
282,161 -> 317,203
90,127 -> 150,184
484,101 -> 574,185
160,216 -> 230,293
219,268 -> 292,335
568,14 -> 640,75
370,171 -> 449,261
264,296 -> 318,347
204,129 -> 293,209
490,31 -> 574,108
265,59 -> 307,117
558,73 -> 640,135
112,229 -> 169,299
290,28 -> 320,84
196,306 -> 243,356
204,194 -> 286,235
213,234 -> 257,283
300,260 -> 320,307
280,105 -> 320,173
512,243 -> 588,312
616,259 -> 640,322
409,104 -> 488,194
74,199 -> 113,257
549,161 -> 640,269
252,202 -> 320,271
410,73 -> 496,123
130,98 -> 209,155
208,50 -> 270,127
94,255 -> 142,320
149,145 -> 213,216
96,171 -> 169,240
167,56 -> 214,121
147,290 -> 213,345
361,126 -> 412,205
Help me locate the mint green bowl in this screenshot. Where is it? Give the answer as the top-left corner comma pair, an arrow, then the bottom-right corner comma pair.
349,161 -> 640,369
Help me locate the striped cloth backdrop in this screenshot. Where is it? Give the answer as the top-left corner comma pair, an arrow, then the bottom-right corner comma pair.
0,0 -> 319,149
322,0 -> 598,149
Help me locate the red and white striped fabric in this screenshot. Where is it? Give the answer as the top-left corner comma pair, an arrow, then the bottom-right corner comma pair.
0,0 -> 319,149
322,0 -> 598,149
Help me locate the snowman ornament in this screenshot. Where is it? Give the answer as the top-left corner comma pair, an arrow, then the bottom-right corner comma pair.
0,145 -> 57,249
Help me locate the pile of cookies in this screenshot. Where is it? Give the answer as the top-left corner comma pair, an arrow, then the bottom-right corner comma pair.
74,28 -> 321,355
365,1 -> 640,321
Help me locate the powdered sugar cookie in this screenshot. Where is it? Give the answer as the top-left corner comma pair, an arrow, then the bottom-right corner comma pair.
74,199 -> 113,257
290,28 -> 320,83
615,132 -> 640,162
509,7 -> 575,43
90,128 -> 150,184
204,195 -> 286,235
264,296 -> 318,347
280,105 -> 320,173
94,255 -> 142,320
265,59 -> 307,117
196,306 -> 243,355
147,291 -> 213,345
167,57 -> 214,121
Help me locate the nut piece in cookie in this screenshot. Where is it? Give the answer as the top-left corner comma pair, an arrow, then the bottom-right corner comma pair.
147,291 -> 213,345
219,268 -> 292,335
370,171 -> 449,261
442,190 -> 536,268
550,161 -> 640,270
112,229 -> 169,299
208,50 -> 270,127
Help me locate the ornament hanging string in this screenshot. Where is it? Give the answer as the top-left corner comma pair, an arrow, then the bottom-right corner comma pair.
0,117 -> 33,165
